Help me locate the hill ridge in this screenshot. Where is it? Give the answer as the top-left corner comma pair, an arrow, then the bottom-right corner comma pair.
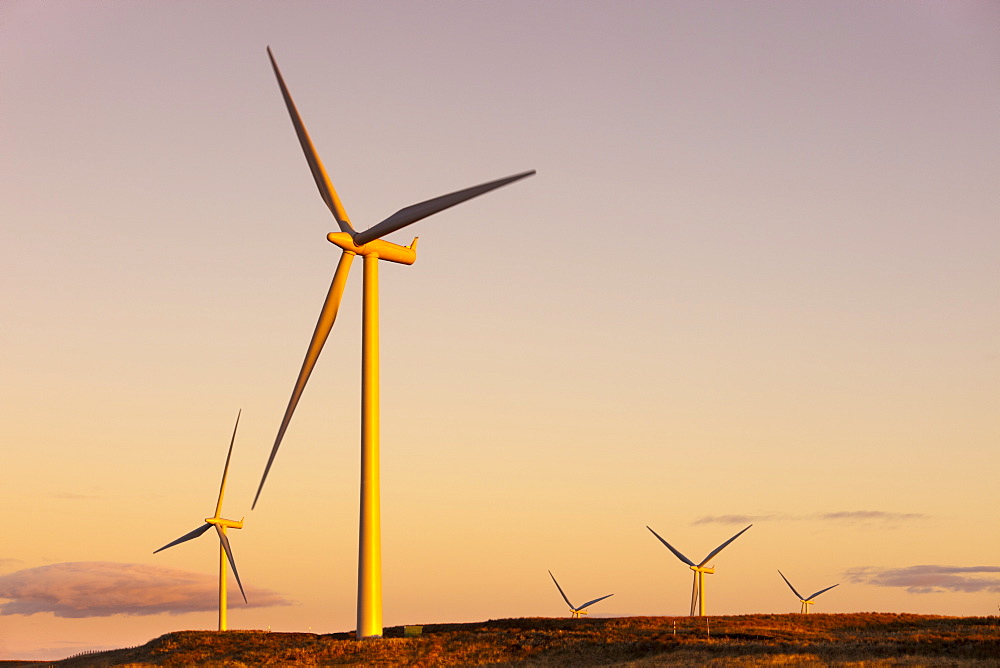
19,613 -> 1000,666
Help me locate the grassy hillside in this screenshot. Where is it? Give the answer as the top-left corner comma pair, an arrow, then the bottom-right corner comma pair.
21,613 -> 1000,666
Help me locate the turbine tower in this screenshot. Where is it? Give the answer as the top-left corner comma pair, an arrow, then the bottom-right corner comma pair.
646,524 -> 751,616
548,570 -> 613,618
252,47 -> 535,639
155,410 -> 247,631
778,570 -> 838,614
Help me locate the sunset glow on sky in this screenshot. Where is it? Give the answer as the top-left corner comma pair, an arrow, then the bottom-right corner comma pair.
2,1 -> 998,660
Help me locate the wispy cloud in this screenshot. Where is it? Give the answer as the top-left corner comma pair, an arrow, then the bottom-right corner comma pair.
845,565 -> 1000,594
818,511 -> 926,523
691,514 -> 780,525
51,491 -> 100,500
0,562 -> 291,617
692,511 -> 927,526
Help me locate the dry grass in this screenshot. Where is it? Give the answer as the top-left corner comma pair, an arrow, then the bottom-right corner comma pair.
21,613 -> 1000,667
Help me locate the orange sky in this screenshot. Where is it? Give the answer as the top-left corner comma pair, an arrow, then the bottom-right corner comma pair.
2,1 -> 998,660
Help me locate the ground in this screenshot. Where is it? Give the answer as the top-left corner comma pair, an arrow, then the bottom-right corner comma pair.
10,613 -> 1000,666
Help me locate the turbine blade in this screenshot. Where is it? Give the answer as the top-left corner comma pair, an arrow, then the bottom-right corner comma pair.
777,570 -> 805,601
352,170 -> 535,246
698,524 -> 752,567
548,570 -> 575,610
215,525 -> 247,604
577,593 -> 614,610
266,47 -> 354,234
214,409 -> 241,519
253,250 -> 355,508
646,526 -> 695,567
808,583 -> 840,600
153,523 -> 212,553
690,572 -> 699,616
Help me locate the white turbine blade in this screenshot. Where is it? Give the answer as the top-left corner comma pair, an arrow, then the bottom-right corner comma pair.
577,593 -> 614,610
352,170 -> 535,246
153,523 -> 212,553
215,525 -> 247,604
253,250 -> 355,509
646,526 -> 695,567
548,570 -> 575,610
690,572 -> 699,616
697,524 -> 752,567
214,409 -> 241,519
777,570 -> 805,601
266,47 -> 354,234
807,583 -> 840,600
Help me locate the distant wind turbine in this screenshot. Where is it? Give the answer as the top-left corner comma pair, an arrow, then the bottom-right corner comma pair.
647,524 -> 751,616
548,570 -> 613,618
155,411 -> 246,631
778,570 -> 838,613
252,47 -> 535,639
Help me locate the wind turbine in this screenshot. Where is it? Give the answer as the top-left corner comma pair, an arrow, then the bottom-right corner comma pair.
646,524 -> 751,616
252,47 -> 535,639
548,570 -> 613,618
778,570 -> 838,614
155,410 -> 247,631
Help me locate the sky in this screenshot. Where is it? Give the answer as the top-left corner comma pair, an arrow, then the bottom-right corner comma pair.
2,0 -> 998,660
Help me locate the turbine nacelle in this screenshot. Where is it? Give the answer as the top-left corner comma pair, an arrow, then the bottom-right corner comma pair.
327,232 -> 418,264
206,516 -> 245,530
689,565 -> 715,574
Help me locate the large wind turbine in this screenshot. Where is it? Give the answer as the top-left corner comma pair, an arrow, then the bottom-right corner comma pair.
252,47 -> 535,639
155,411 -> 247,631
646,524 -> 751,616
548,570 -> 613,618
778,570 -> 838,614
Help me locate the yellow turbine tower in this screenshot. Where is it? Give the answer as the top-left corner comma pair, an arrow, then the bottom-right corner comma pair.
778,570 -> 839,614
647,524 -> 751,616
252,47 -> 535,639
155,411 -> 247,631
548,570 -> 613,618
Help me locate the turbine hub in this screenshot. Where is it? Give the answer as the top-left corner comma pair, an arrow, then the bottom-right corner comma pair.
327,232 -> 417,265
206,517 -> 244,529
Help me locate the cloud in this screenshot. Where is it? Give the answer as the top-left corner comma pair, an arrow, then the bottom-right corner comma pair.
818,511 -> 926,523
692,511 -> 926,526
51,492 -> 100,500
0,562 -> 291,618
691,514 -> 780,525
845,565 -> 1000,594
